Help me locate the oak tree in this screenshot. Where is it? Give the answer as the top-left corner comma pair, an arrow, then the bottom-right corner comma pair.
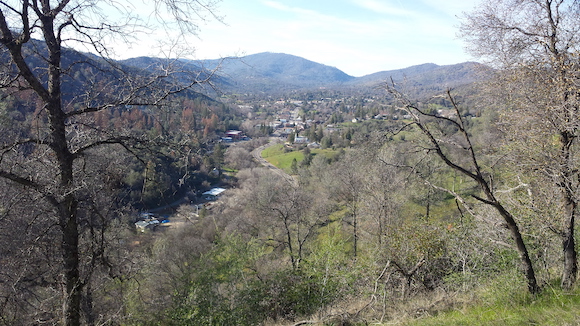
385,87 -> 540,294
0,0 -> 219,324
461,0 -> 580,289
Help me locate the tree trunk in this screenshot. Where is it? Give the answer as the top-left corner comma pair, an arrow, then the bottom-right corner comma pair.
475,173 -> 539,293
61,199 -> 81,326
46,31 -> 82,326
561,197 -> 577,290
492,198 -> 539,294
353,211 -> 358,257
42,13 -> 84,324
559,132 -> 578,290
504,213 -> 540,293
476,187 -> 540,294
83,282 -> 96,326
562,229 -> 577,290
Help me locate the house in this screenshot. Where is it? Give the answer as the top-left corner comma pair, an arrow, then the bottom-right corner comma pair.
437,109 -> 457,119
225,130 -> 244,140
202,187 -> 226,200
294,136 -> 309,144
269,121 -> 283,128
135,219 -> 160,232
138,212 -> 157,221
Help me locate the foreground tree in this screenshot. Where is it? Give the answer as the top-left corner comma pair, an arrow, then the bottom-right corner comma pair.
461,0 -> 580,289
386,88 -> 539,294
0,0 -> 219,324
246,169 -> 329,270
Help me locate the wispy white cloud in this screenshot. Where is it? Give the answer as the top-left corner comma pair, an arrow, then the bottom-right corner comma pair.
421,0 -> 477,17
262,1 -> 319,16
124,0 -> 479,76
353,0 -> 415,17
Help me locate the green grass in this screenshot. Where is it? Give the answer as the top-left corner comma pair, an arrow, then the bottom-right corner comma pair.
261,144 -> 339,173
314,148 -> 341,160
268,151 -> 304,172
261,144 -> 286,158
403,278 -> 580,326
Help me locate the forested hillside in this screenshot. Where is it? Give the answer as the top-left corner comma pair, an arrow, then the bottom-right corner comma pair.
2,0 -> 580,325
122,52 -> 489,97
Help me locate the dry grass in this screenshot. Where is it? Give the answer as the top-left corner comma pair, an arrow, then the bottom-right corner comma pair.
260,275 -> 580,326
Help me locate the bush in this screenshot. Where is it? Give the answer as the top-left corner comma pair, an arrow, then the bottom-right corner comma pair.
157,232 -> 346,325
237,269 -> 340,321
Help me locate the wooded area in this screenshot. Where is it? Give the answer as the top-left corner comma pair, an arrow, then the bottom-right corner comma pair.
1,0 -> 580,325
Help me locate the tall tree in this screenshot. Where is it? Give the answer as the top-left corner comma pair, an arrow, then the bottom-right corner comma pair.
331,151 -> 365,257
461,0 -> 580,289
0,0 -> 219,324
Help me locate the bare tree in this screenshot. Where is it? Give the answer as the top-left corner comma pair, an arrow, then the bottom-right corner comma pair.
460,0 -> 580,289
360,142 -> 404,249
385,87 -> 539,294
0,0 -> 220,324
331,152 -> 365,257
234,168 -> 329,271
225,146 -> 255,170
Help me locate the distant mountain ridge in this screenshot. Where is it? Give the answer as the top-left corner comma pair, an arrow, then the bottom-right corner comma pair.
122,52 -> 490,97
352,61 -> 489,98
190,52 -> 355,92
358,61 -> 485,84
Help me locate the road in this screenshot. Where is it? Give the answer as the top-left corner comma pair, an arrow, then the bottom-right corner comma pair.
252,138 -> 298,186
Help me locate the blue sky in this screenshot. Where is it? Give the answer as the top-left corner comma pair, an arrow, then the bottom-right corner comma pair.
121,0 -> 481,77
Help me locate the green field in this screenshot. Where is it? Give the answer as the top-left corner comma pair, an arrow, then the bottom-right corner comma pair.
261,144 -> 338,173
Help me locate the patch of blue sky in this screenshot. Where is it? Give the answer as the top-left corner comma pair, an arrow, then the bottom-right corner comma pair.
100,0 -> 483,76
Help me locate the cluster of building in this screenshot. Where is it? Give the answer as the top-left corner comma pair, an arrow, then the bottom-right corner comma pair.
134,187 -> 228,233
264,109 -> 314,139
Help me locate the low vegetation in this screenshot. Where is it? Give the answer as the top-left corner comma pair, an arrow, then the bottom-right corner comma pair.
2,0 -> 580,325
407,278 -> 580,326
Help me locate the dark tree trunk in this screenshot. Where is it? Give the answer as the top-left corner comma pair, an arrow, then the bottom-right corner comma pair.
561,197 -> 577,290
493,202 -> 539,294
61,199 -> 81,326
562,228 -> 577,290
83,282 -> 96,326
559,131 -> 578,290
44,14 -> 84,324
353,211 -> 358,257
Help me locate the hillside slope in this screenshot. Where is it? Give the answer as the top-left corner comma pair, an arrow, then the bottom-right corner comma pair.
349,61 -> 491,98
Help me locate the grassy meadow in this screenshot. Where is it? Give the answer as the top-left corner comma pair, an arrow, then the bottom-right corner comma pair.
261,144 -> 339,173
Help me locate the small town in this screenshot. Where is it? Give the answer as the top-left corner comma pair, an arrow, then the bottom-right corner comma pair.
2,1 -> 580,326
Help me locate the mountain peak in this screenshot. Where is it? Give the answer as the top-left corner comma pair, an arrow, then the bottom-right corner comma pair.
198,52 -> 355,92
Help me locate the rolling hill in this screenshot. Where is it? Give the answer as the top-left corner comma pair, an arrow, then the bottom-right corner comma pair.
350,61 -> 490,98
